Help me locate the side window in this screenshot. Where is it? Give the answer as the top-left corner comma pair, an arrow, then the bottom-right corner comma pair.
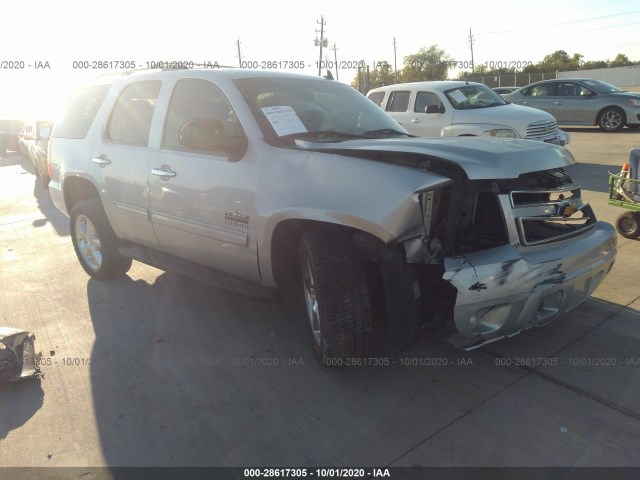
106,81 -> 160,145
415,91 -> 443,113
54,85 -> 110,139
557,82 -> 580,97
367,91 -> 385,107
530,83 -> 555,96
162,78 -> 245,154
385,91 -> 410,112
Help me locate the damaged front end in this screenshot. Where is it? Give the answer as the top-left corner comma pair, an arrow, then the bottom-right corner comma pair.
0,328 -> 41,384
407,166 -> 616,349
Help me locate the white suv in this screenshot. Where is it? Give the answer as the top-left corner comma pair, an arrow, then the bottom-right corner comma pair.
367,81 -> 569,145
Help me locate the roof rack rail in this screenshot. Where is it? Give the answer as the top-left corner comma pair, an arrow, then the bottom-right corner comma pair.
96,63 -> 237,78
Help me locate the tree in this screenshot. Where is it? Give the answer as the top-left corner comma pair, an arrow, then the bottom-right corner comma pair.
401,45 -> 452,82
351,60 -> 398,92
580,60 -> 609,70
610,53 -> 633,67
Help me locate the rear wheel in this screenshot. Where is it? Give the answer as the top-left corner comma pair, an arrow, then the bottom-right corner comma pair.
70,198 -> 132,279
598,107 -> 625,132
298,231 -> 373,365
615,211 -> 640,239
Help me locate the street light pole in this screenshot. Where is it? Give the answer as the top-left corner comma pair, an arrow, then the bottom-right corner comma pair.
331,43 -> 339,80
316,16 -> 326,76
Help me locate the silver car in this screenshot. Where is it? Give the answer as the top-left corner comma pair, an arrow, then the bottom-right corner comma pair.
48,69 -> 616,364
504,78 -> 640,131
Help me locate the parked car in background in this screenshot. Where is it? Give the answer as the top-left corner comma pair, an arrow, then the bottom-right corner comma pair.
493,86 -> 519,96
367,81 -> 569,145
503,78 -> 640,131
22,120 -> 54,186
18,124 -> 29,157
0,118 -> 23,157
49,69 -> 614,364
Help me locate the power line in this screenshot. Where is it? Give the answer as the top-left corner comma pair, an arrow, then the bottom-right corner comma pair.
488,9 -> 640,34
576,20 -> 640,31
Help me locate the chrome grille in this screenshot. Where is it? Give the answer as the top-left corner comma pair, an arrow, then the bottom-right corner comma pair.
509,188 -> 596,246
526,119 -> 559,139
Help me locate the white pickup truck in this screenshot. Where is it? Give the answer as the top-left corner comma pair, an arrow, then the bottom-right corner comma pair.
367,81 -> 569,146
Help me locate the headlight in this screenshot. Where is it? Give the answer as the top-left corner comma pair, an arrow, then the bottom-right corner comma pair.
629,99 -> 640,107
484,128 -> 517,138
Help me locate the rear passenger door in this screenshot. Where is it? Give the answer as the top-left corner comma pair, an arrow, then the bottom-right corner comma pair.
148,78 -> 260,282
93,81 -> 161,249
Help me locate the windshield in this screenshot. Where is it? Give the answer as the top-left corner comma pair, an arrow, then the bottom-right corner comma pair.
444,84 -> 507,110
581,79 -> 623,94
234,76 -> 409,144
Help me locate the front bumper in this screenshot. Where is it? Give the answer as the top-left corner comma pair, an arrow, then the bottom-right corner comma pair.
443,221 -> 616,349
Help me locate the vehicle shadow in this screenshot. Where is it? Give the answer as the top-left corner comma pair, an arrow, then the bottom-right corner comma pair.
85,268 -> 640,467
565,162 -> 623,194
18,154 -> 70,236
563,127 -> 640,135
0,379 -> 45,440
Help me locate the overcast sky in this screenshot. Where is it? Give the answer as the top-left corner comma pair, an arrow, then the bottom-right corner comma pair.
1,0 -> 639,118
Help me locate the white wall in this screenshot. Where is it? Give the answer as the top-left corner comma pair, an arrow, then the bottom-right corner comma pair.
558,67 -> 640,87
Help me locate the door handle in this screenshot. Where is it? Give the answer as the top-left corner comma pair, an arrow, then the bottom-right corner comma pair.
554,101 -> 562,105
91,154 -> 111,167
151,166 -> 177,179
411,118 -> 421,124
522,101 -> 530,105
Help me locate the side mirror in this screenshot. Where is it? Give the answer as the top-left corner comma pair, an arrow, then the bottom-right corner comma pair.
580,90 -> 594,97
425,104 -> 442,114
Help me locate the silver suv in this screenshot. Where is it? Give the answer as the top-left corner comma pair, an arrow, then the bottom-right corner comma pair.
48,68 -> 616,364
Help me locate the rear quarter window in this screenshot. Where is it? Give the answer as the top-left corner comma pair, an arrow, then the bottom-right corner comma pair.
53,85 -> 110,139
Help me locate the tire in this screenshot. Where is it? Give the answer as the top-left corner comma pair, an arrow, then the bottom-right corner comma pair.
70,198 -> 132,279
615,211 -> 640,239
298,231 -> 373,365
598,107 -> 626,132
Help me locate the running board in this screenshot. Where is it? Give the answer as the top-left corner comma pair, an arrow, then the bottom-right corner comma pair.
117,241 -> 279,301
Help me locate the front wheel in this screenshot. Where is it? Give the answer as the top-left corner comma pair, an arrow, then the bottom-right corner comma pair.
615,211 -> 640,239
598,107 -> 626,132
299,231 -> 373,365
70,198 -> 132,279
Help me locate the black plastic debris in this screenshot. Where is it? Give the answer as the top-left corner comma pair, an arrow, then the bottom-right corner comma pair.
0,327 -> 40,384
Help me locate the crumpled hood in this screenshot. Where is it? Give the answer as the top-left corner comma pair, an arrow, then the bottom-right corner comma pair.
295,136 -> 575,180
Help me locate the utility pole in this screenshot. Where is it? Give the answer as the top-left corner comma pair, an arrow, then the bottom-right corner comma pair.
236,39 -> 242,67
331,43 -> 339,80
393,36 -> 398,82
315,16 -> 327,76
468,28 -> 475,74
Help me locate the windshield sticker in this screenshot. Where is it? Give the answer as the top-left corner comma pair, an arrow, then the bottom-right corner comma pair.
449,90 -> 468,104
261,106 -> 308,136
